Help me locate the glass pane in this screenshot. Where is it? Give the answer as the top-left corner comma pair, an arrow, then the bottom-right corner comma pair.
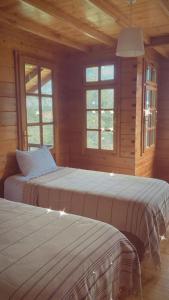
26,96 -> 39,123
151,129 -> 156,145
146,65 -> 151,81
151,111 -> 156,127
43,124 -> 54,146
28,126 -> 40,145
86,90 -> 98,109
29,147 -> 40,151
101,65 -> 114,80
101,111 -> 114,130
87,111 -> 98,129
101,89 -> 114,109
42,97 -> 53,122
25,64 -> 38,94
152,67 -> 157,82
87,131 -> 98,149
144,129 -> 150,148
152,91 -> 157,108
145,90 -> 151,109
41,68 -> 52,95
101,131 -> 113,150
86,67 -> 98,82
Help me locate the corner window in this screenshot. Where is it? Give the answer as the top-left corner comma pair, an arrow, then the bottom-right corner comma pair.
143,63 -> 157,150
85,64 -> 116,151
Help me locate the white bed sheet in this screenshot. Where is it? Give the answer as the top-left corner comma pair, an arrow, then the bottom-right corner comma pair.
4,174 -> 28,202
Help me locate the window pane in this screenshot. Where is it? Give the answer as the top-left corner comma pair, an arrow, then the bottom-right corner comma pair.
146,65 -> 151,81
26,96 -> 39,123
29,147 -> 40,151
87,111 -> 98,129
151,111 -> 156,127
43,124 -> 54,146
86,67 -> 98,82
101,131 -> 113,150
101,65 -> 114,80
86,90 -> 98,109
145,90 -> 151,109
152,129 -> 156,145
87,131 -> 98,149
101,89 -> 114,109
41,68 -> 52,95
101,111 -> 114,129
152,91 -> 157,108
25,64 -> 38,94
152,68 -> 157,82
28,126 -> 40,145
42,97 -> 53,122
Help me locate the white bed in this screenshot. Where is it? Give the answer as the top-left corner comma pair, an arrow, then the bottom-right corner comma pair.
0,198 -> 141,300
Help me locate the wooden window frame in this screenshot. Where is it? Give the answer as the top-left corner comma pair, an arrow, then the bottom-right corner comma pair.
142,61 -> 158,153
14,51 -> 57,153
83,62 -> 118,154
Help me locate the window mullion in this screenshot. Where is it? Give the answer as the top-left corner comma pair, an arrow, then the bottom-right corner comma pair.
98,89 -> 101,150
38,66 -> 43,146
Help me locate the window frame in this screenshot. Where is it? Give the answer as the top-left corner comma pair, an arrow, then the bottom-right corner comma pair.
14,51 -> 57,152
83,62 -> 118,154
142,61 -> 158,153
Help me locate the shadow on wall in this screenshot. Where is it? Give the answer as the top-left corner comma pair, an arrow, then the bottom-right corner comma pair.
0,153 -> 19,197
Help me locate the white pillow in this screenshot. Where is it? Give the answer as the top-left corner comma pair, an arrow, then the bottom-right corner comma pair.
16,146 -> 57,179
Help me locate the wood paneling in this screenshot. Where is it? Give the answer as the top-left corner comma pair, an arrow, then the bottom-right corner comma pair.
0,24 -> 69,195
155,58 -> 169,181
0,0 -> 168,57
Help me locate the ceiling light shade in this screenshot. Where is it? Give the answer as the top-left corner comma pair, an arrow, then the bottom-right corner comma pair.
116,27 -> 145,57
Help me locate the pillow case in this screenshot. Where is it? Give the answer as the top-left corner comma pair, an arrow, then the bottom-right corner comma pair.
16,146 -> 57,179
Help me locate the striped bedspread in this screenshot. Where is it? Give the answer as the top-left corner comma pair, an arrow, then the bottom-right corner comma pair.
0,199 -> 141,300
23,167 -> 169,266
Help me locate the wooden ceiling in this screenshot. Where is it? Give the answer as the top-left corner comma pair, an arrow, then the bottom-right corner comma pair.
0,0 -> 169,57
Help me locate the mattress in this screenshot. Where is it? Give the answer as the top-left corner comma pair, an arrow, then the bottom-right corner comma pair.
0,198 -> 141,300
4,174 -> 28,202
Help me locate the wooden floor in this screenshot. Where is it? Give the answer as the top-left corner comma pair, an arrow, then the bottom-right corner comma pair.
128,233 -> 169,300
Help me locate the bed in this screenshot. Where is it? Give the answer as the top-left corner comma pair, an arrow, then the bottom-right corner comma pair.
5,166 -> 169,268
0,198 -> 141,300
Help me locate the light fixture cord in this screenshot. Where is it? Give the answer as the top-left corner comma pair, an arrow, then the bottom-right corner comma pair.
128,0 -> 134,27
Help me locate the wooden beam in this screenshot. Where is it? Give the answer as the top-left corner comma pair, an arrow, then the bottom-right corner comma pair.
147,35 -> 169,47
88,0 -> 129,28
22,0 -> 115,47
0,10 -> 87,52
158,0 -> 169,18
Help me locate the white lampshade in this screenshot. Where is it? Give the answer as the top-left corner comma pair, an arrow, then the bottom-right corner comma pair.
116,27 -> 144,57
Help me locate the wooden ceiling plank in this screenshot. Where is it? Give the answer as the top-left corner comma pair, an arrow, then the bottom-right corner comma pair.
88,0 -> 129,28
0,0 -> 17,7
22,0 -> 115,47
0,10 -> 87,51
88,0 -> 151,45
158,0 -> 169,18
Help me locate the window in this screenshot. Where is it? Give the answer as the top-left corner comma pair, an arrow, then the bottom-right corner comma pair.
25,64 -> 54,150
85,64 -> 116,151
143,63 -> 157,150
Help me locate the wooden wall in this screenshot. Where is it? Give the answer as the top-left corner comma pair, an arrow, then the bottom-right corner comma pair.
0,21 -> 167,196
0,23 -> 69,195
156,58 -> 169,181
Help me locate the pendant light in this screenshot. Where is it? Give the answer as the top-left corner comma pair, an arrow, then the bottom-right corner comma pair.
116,0 -> 144,57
